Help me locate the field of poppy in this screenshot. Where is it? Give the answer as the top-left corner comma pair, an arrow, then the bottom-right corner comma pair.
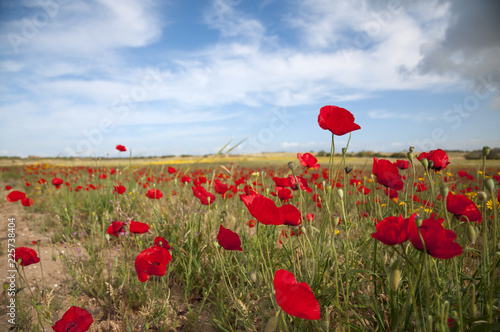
2,105 -> 500,331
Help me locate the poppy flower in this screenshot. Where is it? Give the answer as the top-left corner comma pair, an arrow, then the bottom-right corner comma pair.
52,306 -> 93,332
273,177 -> 290,189
417,149 -> 450,171
318,105 -> 361,136
154,236 -> 171,250
273,269 -> 320,320
394,160 -> 409,170
214,179 -> 230,196
297,153 -> 320,169
135,243 -> 172,282
409,214 -> 462,259
14,247 -> 40,266
107,221 -> 125,237
113,185 -> 126,195
373,157 -> 404,191
306,213 -> 314,222
116,144 -> 127,152
168,166 -> 176,174
145,188 -> 163,199
246,219 -> 257,227
279,204 -> 302,226
52,178 -> 63,189
5,185 -> 12,190
241,194 -> 284,225
288,175 -> 313,193
192,186 -> 216,205
276,188 -> 293,202
446,193 -> 482,223
217,225 -> 243,251
371,214 -> 414,246
181,175 -> 191,184
130,220 -> 150,234
7,190 -> 26,202
21,197 -> 34,207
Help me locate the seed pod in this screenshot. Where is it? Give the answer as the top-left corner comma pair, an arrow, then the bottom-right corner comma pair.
287,162 -> 295,171
409,146 -> 415,153
482,146 -> 490,157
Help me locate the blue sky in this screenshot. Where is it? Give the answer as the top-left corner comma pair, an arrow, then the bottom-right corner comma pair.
1,0 -> 499,157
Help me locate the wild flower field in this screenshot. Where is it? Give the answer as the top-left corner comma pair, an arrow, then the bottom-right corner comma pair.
2,106 -> 500,331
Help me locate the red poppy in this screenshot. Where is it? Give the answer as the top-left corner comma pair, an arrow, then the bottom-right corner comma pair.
240,194 -> 284,225
373,157 -> 404,191
446,193 -> 482,223
38,179 -> 47,184
135,242 -> 172,282
217,225 -> 243,251
154,236 -> 171,250
306,213 -> 314,222
21,197 -> 34,207
192,186 -> 216,205
280,204 -> 302,226
181,175 -> 191,184
415,182 -> 427,192
297,153 -> 320,169
113,185 -> 126,195
318,105 -> 361,136
214,179 -> 230,196
130,220 -> 150,234
417,149 -> 450,171
409,215 -> 462,259
14,247 -> 40,266
274,269 -> 320,320
7,190 -> 26,202
168,166 -> 176,174
145,188 -> 163,199
52,306 -> 93,332
107,221 -> 125,237
5,185 -> 12,190
246,219 -> 257,227
393,160 -> 409,170
273,177 -> 290,189
116,144 -> 127,152
274,188 -> 293,202
52,177 -> 63,189
371,214 -> 414,246
288,175 -> 313,193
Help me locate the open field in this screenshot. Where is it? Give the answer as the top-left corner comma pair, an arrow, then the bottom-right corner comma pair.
1,148 -> 500,331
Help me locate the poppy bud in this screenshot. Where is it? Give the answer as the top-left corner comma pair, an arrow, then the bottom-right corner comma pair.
485,178 -> 495,192
331,214 -> 340,227
467,224 -> 478,244
477,191 -> 488,202
415,216 -> 423,228
389,263 -> 401,291
409,146 -> 415,153
420,158 -> 428,170
264,316 -> 278,332
482,146 -> 490,157
440,184 -> 449,198
249,271 -> 257,283
428,160 -> 434,169
342,147 -> 347,155
407,152 -> 413,163
337,189 -> 344,199
287,162 -> 295,171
